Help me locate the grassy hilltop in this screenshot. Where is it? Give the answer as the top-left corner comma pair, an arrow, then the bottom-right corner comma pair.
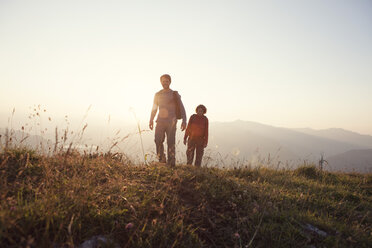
0,148 -> 371,247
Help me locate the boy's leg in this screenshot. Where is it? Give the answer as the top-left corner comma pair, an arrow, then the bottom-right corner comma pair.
165,121 -> 177,167
194,138 -> 205,167
186,139 -> 196,165
154,122 -> 166,163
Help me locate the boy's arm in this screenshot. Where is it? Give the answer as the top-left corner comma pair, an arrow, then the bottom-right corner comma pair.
204,117 -> 209,147
149,93 -> 158,130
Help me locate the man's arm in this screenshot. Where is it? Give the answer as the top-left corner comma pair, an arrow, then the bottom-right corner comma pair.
178,93 -> 187,131
149,94 -> 158,130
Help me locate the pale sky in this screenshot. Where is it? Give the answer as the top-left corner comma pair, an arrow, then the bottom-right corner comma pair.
1,0 -> 372,135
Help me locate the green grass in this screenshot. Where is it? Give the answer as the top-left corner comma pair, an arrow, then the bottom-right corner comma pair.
0,148 -> 371,247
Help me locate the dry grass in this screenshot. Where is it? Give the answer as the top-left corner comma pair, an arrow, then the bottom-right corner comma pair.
0,109 -> 371,247
0,147 -> 371,247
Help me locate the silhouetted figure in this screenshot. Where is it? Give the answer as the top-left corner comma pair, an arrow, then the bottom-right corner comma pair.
149,74 -> 187,167
184,105 -> 209,167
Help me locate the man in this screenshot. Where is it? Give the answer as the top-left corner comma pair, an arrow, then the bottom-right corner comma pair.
149,74 -> 187,167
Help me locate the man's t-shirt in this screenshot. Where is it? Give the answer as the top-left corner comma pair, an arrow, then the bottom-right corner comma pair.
150,89 -> 186,124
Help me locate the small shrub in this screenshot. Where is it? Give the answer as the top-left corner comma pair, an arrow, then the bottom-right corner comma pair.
295,165 -> 319,180
0,148 -> 43,183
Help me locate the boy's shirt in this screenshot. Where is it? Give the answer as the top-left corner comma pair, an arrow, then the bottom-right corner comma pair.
184,114 -> 209,145
150,89 -> 187,124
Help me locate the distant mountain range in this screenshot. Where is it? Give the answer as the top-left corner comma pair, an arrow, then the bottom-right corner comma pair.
207,120 -> 372,172
326,149 -> 372,172
294,128 -> 372,148
0,128 -> 49,150
2,121 -> 372,173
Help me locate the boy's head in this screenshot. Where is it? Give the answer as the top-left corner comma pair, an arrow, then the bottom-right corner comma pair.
196,104 -> 207,115
160,74 -> 171,89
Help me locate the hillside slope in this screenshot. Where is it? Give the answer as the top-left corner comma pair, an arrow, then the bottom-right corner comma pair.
208,121 -> 365,163
0,149 -> 371,247
295,128 -> 372,148
327,149 -> 372,173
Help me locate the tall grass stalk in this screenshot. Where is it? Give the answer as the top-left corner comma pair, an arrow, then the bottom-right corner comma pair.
130,108 -> 147,165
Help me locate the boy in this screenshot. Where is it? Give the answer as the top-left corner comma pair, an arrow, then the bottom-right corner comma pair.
184,104 -> 209,167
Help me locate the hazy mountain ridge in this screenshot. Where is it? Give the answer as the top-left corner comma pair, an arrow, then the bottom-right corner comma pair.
2,121 -> 372,172
294,127 -> 372,148
208,120 -> 372,172
0,128 -> 48,148
326,149 -> 372,172
209,120 -> 365,158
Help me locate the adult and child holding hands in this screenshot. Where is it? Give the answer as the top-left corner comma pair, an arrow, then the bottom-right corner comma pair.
149,74 -> 208,167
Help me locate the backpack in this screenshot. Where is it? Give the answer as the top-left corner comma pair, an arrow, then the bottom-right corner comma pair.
173,91 -> 182,120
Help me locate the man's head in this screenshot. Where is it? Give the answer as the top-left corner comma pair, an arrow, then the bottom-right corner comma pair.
160,74 -> 171,90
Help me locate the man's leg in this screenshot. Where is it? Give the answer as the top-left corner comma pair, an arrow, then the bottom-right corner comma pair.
154,122 -> 166,163
165,120 -> 177,167
194,138 -> 205,167
186,138 -> 196,165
